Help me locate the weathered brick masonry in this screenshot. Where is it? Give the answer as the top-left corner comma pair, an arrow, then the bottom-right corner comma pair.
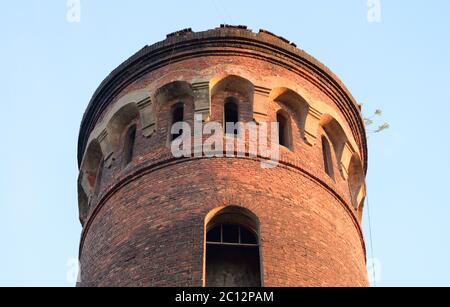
77,26 -> 369,287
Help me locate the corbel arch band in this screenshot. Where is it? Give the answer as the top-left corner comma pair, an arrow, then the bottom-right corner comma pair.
77,76 -> 366,224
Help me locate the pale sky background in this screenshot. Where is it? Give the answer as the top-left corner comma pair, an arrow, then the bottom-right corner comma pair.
1,1 -> 449,287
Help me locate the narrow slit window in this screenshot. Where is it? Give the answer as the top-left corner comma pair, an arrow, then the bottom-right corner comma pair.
171,104 -> 184,140
276,112 -> 290,148
123,125 -> 136,165
224,98 -> 239,135
322,136 -> 334,179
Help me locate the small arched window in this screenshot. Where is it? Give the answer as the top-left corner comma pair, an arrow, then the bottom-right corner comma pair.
322,136 -> 334,179
276,111 -> 290,148
123,125 -> 137,165
224,98 -> 239,135
171,103 -> 184,141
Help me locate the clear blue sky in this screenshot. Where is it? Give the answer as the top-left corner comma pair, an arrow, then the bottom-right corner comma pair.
1,1 -> 449,287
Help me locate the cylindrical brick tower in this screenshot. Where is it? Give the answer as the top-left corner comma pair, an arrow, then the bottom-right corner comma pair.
77,26 -> 368,287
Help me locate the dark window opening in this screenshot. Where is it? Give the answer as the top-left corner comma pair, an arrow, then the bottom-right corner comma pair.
224,98 -> 239,135
277,112 -> 290,148
207,224 -> 257,246
206,223 -> 261,287
206,225 -> 221,243
240,227 -> 258,245
171,104 -> 184,140
322,136 -> 334,179
123,125 -> 136,165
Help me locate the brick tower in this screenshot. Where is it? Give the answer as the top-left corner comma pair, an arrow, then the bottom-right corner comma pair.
77,26 -> 368,287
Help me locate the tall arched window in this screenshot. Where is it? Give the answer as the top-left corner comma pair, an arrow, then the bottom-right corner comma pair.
322,136 -> 334,179
205,207 -> 261,287
123,125 -> 136,165
276,111 -> 291,149
171,103 -> 184,141
224,98 -> 239,135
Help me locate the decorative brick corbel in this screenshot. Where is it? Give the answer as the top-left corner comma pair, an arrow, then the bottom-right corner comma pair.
97,129 -> 114,168
304,107 -> 322,146
192,82 -> 210,122
340,142 -> 355,180
253,86 -> 270,123
137,97 -> 155,138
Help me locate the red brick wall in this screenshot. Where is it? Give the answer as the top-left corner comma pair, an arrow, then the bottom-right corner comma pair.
78,31 -> 368,286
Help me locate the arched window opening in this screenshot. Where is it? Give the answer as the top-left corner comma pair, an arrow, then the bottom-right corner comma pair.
269,88 -> 310,143
276,112 -> 290,148
123,125 -> 136,165
322,136 -> 334,179
171,103 -> 184,141
106,103 -> 139,155
205,207 -> 261,287
319,114 -> 349,165
224,98 -> 239,135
